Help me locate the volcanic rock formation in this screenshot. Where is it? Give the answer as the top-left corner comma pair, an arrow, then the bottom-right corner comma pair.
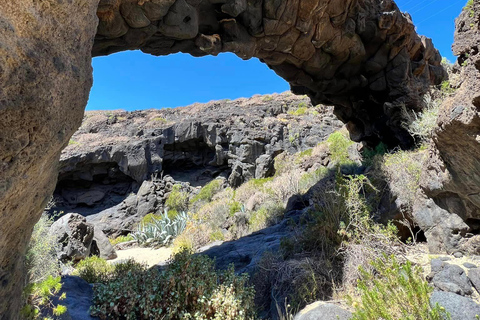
418,1 -> 480,254
0,0 -> 447,317
93,0 -> 446,147
49,93 -> 343,236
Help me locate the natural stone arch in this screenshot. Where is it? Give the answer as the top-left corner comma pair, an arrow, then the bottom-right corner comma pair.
94,0 -> 446,147
0,0 -> 445,318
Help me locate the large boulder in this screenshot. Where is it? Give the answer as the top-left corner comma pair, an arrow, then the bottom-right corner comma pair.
430,291 -> 480,320
50,214 -> 95,262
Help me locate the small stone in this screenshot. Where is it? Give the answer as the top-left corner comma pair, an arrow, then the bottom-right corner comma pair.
454,252 -> 464,258
464,262 -> 477,269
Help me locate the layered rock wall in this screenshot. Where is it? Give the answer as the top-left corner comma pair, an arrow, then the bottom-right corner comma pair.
93,0 -> 446,147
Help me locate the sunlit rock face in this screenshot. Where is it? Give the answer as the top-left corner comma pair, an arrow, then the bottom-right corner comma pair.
93,0 -> 446,147
0,0 -> 99,318
419,2 -> 480,254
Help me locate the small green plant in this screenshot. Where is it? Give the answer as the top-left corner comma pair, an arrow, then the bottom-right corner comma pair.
165,184 -> 189,212
440,80 -> 455,95
132,210 -> 188,246
68,139 -> 79,146
152,116 -> 167,123
349,254 -> 450,320
138,213 -> 162,227
209,229 -> 225,241
229,201 -> 243,216
191,179 -> 224,204
288,107 -> 308,116
73,255 -> 113,283
327,130 -> 355,166
109,234 -> 134,246
404,95 -> 440,143
21,276 -> 67,319
466,0 -> 474,16
296,148 -> 313,160
263,95 -> 273,102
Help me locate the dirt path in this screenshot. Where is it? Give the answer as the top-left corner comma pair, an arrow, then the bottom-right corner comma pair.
109,247 -> 173,267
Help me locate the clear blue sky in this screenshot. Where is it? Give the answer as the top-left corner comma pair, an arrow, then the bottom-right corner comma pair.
87,0 -> 467,111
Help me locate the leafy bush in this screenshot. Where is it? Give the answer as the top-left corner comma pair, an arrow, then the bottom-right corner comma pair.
138,213 -> 162,227
165,184 -> 189,212
249,201 -> 284,232
25,214 -> 61,284
288,107 -> 308,116
349,255 -> 449,320
21,276 -> 67,320
132,210 -> 188,246
191,179 -> 224,204
90,250 -> 256,320
298,167 -> 329,193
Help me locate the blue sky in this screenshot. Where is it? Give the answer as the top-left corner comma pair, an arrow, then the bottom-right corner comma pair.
87,0 -> 467,111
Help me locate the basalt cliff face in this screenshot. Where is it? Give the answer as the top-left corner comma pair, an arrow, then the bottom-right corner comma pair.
418,2 -> 480,254
0,0 -> 447,317
49,93 -> 343,236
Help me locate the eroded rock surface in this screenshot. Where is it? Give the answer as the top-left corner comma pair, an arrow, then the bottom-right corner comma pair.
49,93 -> 343,235
93,0 -> 445,147
0,0 -> 99,317
420,2 -> 480,254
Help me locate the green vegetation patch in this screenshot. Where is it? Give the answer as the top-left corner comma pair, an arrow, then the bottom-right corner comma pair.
349,255 -> 450,320
165,184 -> 189,212
90,250 -> 256,320
191,179 -> 224,204
327,131 -> 355,165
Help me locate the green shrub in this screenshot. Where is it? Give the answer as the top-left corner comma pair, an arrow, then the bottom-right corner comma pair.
298,167 -> 329,193
249,201 -> 284,232
327,131 -> 354,166
25,214 -> 61,284
288,107 -> 308,116
404,95 -> 440,143
191,179 -> 224,204
139,213 -> 162,227
90,250 -> 256,320
152,117 -> 167,123
109,234 -> 134,246
73,257 -> 145,284
132,210 -> 188,246
165,184 -> 189,212
209,229 -> 225,241
73,256 -> 113,283
21,276 -> 67,320
296,148 -> 313,161
349,255 -> 450,320
229,201 -> 243,216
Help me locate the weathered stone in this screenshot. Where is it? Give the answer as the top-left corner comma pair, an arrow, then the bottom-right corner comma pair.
420,2 -> 480,253
49,214 -> 95,262
294,301 -> 352,320
0,0 -> 98,316
91,226 -> 117,260
430,291 -> 480,320
428,260 -> 473,296
92,0 -> 445,148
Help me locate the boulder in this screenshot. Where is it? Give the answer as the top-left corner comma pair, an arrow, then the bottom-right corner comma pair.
430,291 -> 480,320
49,214 -> 95,262
91,226 -> 117,260
428,260 -> 473,296
294,301 -> 352,320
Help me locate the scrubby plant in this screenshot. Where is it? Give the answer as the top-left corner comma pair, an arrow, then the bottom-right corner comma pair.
404,94 -> 441,143
248,201 -> 284,232
381,150 -> 424,212
288,107 -> 308,116
109,234 -> 134,246
132,210 -> 188,246
349,254 -> 450,320
138,212 -> 162,227
90,250 -> 256,320
25,214 -> 61,284
327,130 -> 354,166
73,255 -> 114,284
165,184 -> 189,212
21,276 -> 67,320
298,167 -> 330,193
191,179 -> 224,204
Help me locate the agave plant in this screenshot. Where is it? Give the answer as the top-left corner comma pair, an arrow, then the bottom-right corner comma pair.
132,210 -> 188,246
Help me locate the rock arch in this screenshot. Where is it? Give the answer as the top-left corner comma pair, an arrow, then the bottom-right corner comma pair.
0,0 -> 445,317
